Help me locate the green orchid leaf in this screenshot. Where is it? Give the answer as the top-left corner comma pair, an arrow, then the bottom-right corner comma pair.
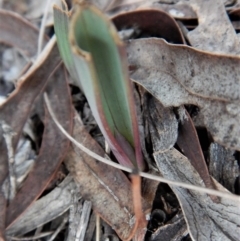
55,3 -> 145,170
53,1 -> 79,83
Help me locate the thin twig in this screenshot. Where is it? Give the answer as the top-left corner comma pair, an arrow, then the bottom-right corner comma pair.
44,93 -> 240,202
67,192 -> 82,241
48,214 -> 68,241
76,200 -> 92,241
125,173 -> 146,241
105,140 -> 110,154
8,232 -> 53,240
96,214 -> 100,241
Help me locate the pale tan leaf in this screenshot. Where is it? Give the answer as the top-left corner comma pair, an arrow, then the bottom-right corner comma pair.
187,0 -> 240,54
209,143 -> 239,193
127,38 -> 240,150
6,175 -> 76,237
143,93 -> 178,152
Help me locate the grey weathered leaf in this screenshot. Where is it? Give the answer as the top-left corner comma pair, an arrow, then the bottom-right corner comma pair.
143,93 -> 178,152
127,38 -> 240,150
154,148 -> 240,241
150,212 -> 187,241
187,0 -> 240,54
209,143 -> 239,193
6,175 -> 76,236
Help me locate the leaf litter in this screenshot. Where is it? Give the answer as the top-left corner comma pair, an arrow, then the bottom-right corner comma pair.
0,0 -> 240,241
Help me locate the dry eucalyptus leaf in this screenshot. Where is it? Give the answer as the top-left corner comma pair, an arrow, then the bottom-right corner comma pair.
112,8 -> 185,44
187,0 -> 240,54
6,175 -> 76,237
65,114 -> 136,241
134,87 -> 152,166
127,38 -> 240,150
143,93 -> 178,152
154,148 -> 240,241
209,143 -> 239,193
150,212 -> 187,241
177,109 -> 215,192
141,2 -> 197,19
6,62 -> 73,228
0,9 -> 48,58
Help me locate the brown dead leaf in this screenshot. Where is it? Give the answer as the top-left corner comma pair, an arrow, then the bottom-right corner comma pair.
229,6 -> 240,18
65,113 -> 136,241
6,64 -> 73,228
127,38 -> 240,150
138,2 -> 197,20
187,0 -> 240,54
0,40 -> 61,233
0,40 -> 61,147
154,148 -> 240,241
229,7 -> 240,30
150,212 -> 187,241
112,8 -> 185,44
177,109 -> 215,193
0,10 -> 62,238
0,9 -> 48,58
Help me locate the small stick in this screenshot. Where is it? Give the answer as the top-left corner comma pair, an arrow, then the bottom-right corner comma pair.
8,232 -> 53,241
76,200 -> 92,241
96,214 -> 101,241
67,191 -> 81,241
131,171 -> 146,227
48,214 -> 68,241
125,170 -> 147,241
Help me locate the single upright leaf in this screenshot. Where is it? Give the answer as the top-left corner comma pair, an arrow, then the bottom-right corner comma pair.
53,1 -> 79,83
68,4 -> 144,170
